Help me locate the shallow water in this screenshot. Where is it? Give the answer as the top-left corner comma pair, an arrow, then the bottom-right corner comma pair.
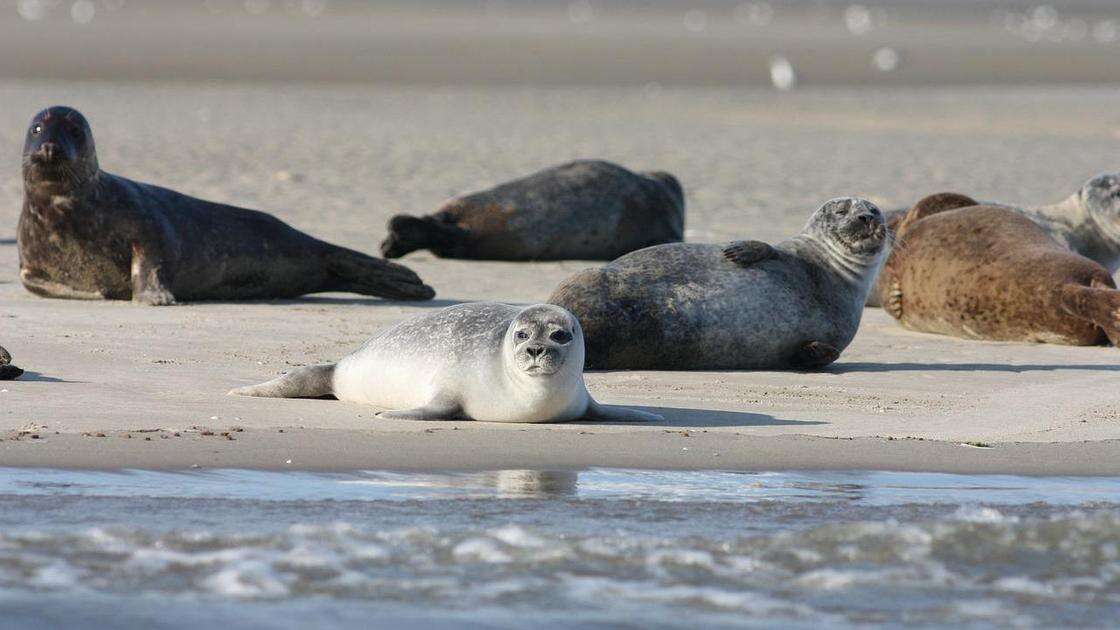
0,469 -> 1118,629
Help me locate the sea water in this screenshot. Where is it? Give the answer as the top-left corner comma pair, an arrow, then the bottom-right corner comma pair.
0,468 -> 1118,629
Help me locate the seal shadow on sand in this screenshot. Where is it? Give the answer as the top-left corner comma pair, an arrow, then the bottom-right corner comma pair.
828,361 -> 1120,373
0,238 -> 15,245
206,297 -> 466,308
9,372 -> 73,383
574,406 -> 823,429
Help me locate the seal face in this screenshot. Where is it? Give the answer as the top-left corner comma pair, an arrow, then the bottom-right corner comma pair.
548,197 -> 888,370
379,160 -> 686,261
877,195 -> 1120,346
229,302 -> 661,424
17,106 -> 434,304
0,346 -> 22,381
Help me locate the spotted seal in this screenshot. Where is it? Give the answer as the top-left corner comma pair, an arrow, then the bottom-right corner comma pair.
869,173 -> 1120,306
17,106 -> 434,304
875,193 -> 1120,346
380,160 -> 685,261
548,197 -> 888,369
230,302 -> 662,423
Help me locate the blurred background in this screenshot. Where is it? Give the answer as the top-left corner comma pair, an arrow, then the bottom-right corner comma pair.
1,0 -> 1119,87
1,1 -> 1118,254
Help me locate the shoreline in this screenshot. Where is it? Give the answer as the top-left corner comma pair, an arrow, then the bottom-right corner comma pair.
4,430 -> 1120,477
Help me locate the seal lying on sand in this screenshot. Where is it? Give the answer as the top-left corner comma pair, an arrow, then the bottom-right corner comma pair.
869,173 -> 1120,305
0,346 -> 22,380
549,197 -> 888,370
230,302 -> 662,423
380,160 -> 685,261
876,193 -> 1120,346
17,106 -> 433,305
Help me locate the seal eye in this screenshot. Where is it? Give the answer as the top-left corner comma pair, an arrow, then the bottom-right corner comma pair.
550,330 -> 573,344
30,124 -> 41,136
515,330 -> 530,341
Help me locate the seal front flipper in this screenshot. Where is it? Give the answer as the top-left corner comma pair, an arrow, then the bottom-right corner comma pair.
379,214 -> 468,259
376,395 -> 462,421
20,269 -> 105,300
723,241 -> 776,267
582,399 -> 663,423
792,341 -> 841,370
229,364 -> 336,398
327,247 -> 436,300
130,242 -> 176,306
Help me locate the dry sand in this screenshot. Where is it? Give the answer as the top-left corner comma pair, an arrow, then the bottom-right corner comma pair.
2,81 -> 1120,474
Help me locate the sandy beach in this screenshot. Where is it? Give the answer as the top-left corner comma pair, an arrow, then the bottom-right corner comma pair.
2,81 -> 1120,473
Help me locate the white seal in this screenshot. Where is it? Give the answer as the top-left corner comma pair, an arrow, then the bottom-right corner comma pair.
229,302 -> 661,423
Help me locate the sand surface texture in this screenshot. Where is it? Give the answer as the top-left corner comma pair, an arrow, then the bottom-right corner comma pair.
2,82 -> 1120,473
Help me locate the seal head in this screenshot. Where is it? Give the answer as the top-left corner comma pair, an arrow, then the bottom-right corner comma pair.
22,106 -> 98,198
508,304 -> 583,377
1080,173 -> 1120,243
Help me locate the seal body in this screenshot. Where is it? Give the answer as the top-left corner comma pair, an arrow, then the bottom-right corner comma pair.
380,160 -> 685,261
230,302 -> 661,424
869,173 -> 1120,306
17,106 -> 433,304
878,197 -> 1120,346
0,346 -> 21,380
549,198 -> 888,370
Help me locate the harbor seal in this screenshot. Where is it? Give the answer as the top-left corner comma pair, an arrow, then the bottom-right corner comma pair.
17,106 -> 434,304
548,197 -> 888,370
876,194 -> 1120,346
230,302 -> 662,423
868,173 -> 1120,306
0,346 -> 21,380
379,160 -> 685,261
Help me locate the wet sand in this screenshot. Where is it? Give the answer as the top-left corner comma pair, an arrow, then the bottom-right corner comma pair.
2,81 -> 1120,473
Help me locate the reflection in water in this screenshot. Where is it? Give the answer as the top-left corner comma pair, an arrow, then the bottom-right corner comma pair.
490,470 -> 578,498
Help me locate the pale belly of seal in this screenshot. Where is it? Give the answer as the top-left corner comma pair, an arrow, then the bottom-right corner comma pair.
551,243 -> 858,370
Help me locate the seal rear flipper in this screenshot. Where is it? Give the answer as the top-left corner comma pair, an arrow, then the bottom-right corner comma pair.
376,395 -> 462,421
327,248 -> 435,300
1060,283 -> 1120,346
0,365 -> 22,380
380,214 -> 468,259
229,364 -> 336,398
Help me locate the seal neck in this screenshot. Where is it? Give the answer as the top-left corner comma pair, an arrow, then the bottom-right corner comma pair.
23,167 -> 101,208
1027,193 -> 1120,272
788,234 -> 884,290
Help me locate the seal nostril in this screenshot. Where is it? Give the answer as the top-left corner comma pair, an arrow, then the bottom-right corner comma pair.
39,142 -> 58,161
526,345 -> 545,358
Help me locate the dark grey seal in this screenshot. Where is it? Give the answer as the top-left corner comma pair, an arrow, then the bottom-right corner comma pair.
0,346 -> 21,380
380,160 -> 685,261
549,198 -> 888,370
17,106 -> 434,305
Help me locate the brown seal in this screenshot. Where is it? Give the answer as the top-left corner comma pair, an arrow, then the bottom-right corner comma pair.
876,193 -> 1120,346
380,160 -> 685,261
0,346 -> 22,380
17,106 -> 434,305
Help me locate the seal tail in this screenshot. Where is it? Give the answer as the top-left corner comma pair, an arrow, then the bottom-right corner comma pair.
327,248 -> 435,300
229,364 -> 336,398
379,214 -> 466,259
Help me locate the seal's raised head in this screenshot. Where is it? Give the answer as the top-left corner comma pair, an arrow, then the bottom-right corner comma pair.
1080,173 -> 1120,236
507,304 -> 583,377
22,106 -> 98,192
806,197 -> 887,257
